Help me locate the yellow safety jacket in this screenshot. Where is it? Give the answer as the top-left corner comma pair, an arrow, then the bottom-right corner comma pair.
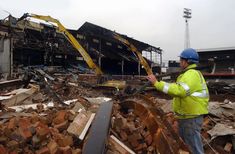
154,64 -> 209,119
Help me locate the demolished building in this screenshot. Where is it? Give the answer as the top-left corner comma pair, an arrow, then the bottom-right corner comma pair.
0,15 -> 162,78
197,47 -> 235,79
0,14 -> 235,154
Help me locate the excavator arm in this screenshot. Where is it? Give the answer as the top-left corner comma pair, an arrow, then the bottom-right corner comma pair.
18,13 -> 103,75
113,33 -> 153,75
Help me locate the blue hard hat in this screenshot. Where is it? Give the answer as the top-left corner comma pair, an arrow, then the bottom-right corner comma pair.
179,48 -> 199,63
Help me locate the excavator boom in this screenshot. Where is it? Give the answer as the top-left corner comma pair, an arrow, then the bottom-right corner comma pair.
113,33 -> 153,75
18,13 -> 103,75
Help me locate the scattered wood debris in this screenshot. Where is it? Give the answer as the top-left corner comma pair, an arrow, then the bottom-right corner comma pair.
0,67 -> 234,153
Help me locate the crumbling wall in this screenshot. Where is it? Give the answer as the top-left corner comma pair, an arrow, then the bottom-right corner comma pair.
0,36 -> 12,76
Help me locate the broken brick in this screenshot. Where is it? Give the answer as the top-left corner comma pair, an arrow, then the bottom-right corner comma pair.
126,121 -> 136,132
53,110 -> 67,125
127,112 -> 135,122
9,130 -> 24,143
29,126 -> 36,135
142,130 -> 151,138
6,107 -> 16,112
147,146 -> 154,152
49,128 -> 60,138
114,117 -> 127,130
0,144 -> 8,153
145,134 -> 153,145
54,120 -> 69,132
30,115 -> 40,124
36,122 -> 50,140
39,116 -> 52,125
224,142 -> 233,152
23,146 -> 33,154
135,143 -> 146,151
35,146 -> 50,154
18,118 -> 31,130
58,146 -> 72,154
7,118 -> 16,130
19,127 -> 32,140
0,136 -> 8,144
47,140 -> 58,154
119,130 -> 128,141
72,149 -> 82,154
16,118 -> 33,141
57,135 -> 73,147
9,151 -> 18,154
36,103 -> 44,112
4,127 -> 13,138
128,134 -> 142,148
129,140 -> 139,148
32,135 -> 41,147
68,111 -> 76,121
7,140 -> 19,149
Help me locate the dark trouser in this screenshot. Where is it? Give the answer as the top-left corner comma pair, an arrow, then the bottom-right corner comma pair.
178,116 -> 204,154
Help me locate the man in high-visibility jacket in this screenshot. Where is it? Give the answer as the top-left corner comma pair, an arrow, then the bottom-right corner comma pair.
147,48 -> 209,154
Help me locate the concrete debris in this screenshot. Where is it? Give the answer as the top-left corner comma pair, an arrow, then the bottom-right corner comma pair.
85,97 -> 112,104
111,95 -> 191,153
0,112 -> 34,119
1,84 -> 39,107
1,13 -> 234,153
208,81 -> 235,94
72,102 -> 86,113
8,103 -> 47,112
152,98 -> 173,113
108,135 -> 136,154
220,101 -> 235,109
0,79 -> 23,90
47,102 -> 55,108
63,99 -> 78,105
224,142 -> 233,152
208,101 -> 235,119
67,111 -> 95,140
208,123 -> 235,140
36,69 -> 55,81
0,68 -> 234,153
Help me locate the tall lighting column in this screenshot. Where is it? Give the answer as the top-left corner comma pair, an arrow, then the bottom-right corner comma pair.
183,8 -> 192,49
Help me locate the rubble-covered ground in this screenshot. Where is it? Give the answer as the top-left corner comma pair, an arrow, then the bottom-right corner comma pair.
0,67 -> 235,154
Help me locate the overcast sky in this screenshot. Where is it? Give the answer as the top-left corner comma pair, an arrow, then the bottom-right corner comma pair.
0,0 -> 235,61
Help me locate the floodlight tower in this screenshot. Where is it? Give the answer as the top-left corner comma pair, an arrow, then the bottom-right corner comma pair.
183,8 -> 192,49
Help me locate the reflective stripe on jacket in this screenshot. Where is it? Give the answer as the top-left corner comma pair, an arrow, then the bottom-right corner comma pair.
154,64 -> 209,119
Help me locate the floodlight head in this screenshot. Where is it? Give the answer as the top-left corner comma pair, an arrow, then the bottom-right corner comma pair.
183,8 -> 192,19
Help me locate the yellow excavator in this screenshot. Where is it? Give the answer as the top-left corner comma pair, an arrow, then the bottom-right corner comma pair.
113,33 -> 153,75
18,13 -> 103,75
17,13 -> 126,89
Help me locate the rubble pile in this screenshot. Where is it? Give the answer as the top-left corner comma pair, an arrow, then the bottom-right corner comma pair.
208,81 -> 235,95
0,87 -> 110,154
110,105 -> 155,153
150,97 -> 235,154
0,109 -> 83,153
208,81 -> 235,102
202,100 -> 235,154
0,67 -> 235,153
109,95 -> 191,154
0,68 -> 108,153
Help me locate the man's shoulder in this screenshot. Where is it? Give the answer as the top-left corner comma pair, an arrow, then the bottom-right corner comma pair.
184,68 -> 199,75
180,69 -> 202,82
